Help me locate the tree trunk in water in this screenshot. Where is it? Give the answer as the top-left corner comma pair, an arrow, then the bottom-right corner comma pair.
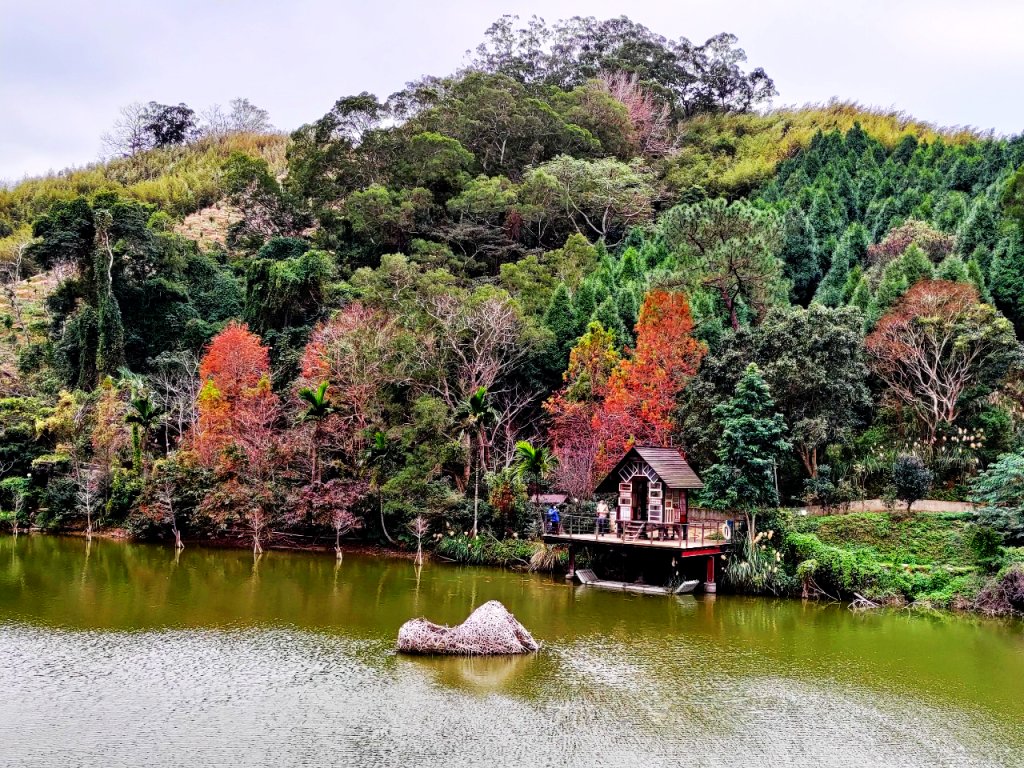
173,527 -> 184,550
335,525 -> 343,561
379,495 -> 395,545
253,532 -> 263,555
472,453 -> 480,538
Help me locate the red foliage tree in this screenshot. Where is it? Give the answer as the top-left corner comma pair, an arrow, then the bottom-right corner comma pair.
297,303 -> 409,456
544,322 -> 620,498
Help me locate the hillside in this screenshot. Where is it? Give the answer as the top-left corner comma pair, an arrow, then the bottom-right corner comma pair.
1,13 -> 1023,614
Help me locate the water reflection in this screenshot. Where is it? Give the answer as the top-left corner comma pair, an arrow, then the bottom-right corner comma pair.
1,534 -> 1023,767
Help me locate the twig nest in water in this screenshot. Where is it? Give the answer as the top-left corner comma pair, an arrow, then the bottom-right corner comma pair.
397,600 -> 539,655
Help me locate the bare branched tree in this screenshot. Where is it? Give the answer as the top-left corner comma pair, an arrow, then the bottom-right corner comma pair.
408,515 -> 429,565
101,102 -> 152,158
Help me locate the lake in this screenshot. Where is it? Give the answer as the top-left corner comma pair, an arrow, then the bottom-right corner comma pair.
1,534 -> 1022,767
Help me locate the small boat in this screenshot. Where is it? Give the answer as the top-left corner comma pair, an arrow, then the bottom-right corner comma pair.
574,569 -> 700,596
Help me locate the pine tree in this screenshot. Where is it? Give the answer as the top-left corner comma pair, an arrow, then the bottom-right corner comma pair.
571,281 -> 597,336
937,255 -> 968,284
591,296 -> 628,346
702,363 -> 790,536
544,283 -> 578,372
990,228 -> 1024,333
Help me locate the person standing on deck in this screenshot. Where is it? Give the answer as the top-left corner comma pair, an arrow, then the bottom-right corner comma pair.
546,504 -> 561,534
596,500 -> 609,536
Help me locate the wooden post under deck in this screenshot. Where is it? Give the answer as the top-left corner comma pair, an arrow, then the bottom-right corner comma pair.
566,543 -> 576,580
704,555 -> 717,594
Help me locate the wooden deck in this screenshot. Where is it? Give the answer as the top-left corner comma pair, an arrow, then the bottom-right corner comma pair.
541,516 -> 733,557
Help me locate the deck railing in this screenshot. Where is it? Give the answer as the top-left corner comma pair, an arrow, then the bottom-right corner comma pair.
548,513 -> 733,548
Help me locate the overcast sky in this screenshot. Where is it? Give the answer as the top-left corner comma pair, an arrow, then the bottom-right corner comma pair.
2,0 -> 1022,182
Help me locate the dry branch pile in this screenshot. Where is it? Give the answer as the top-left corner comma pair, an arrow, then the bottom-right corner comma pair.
397,600 -> 539,655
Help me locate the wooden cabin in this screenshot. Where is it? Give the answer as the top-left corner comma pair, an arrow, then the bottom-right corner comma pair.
594,446 -> 704,532
542,445 -> 731,591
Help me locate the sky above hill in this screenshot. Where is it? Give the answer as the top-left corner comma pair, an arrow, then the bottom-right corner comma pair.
2,0 -> 1022,182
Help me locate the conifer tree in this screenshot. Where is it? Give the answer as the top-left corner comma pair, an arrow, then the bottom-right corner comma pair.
937,255 -> 968,284
543,283 -> 578,372
990,228 -> 1024,333
702,363 -> 790,539
779,207 -> 819,305
958,197 -> 999,259
571,281 -> 597,335
966,257 -> 992,303
591,296 -> 628,346
814,223 -> 867,307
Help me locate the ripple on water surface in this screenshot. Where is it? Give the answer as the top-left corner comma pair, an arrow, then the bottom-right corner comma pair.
0,536 -> 1022,767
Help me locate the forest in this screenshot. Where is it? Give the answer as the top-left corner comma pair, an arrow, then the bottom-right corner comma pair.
2,15 -> 1024,612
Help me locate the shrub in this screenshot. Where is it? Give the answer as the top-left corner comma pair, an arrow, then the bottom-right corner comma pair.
892,454 -> 933,513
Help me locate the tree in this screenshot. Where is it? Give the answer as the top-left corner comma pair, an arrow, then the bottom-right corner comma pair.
141,461 -> 185,549
458,386 -> 498,537
292,478 -> 366,559
753,305 -> 870,477
545,321 -> 620,497
660,198 -> 784,330
124,393 -> 163,477
142,102 -> 197,147
101,102 -> 153,158
227,98 -> 273,133
971,451 -> 1024,544
408,515 -> 430,565
596,290 -> 705,470
193,321 -> 274,465
866,281 -> 1018,442
891,454 -> 933,514
701,363 -> 790,542
990,228 -> 1024,334
527,155 -> 658,244
297,381 -> 333,483
297,303 -> 410,455
470,15 -> 774,117
193,322 -> 284,553
513,440 -> 557,529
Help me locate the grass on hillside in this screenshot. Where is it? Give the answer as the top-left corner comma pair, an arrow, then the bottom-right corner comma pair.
668,99 -> 983,198
792,511 -> 979,567
0,132 -> 288,228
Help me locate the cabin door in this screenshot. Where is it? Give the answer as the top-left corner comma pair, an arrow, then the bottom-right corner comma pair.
630,476 -> 649,521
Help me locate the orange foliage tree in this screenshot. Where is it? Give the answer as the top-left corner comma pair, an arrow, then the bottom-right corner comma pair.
595,290 -> 705,471
192,321 -> 285,553
544,321 -> 621,500
546,291 -> 705,491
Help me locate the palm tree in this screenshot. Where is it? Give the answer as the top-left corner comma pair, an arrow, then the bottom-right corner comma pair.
457,386 -> 498,538
513,440 -> 557,534
365,430 -> 396,544
298,381 -> 332,484
125,394 -> 164,478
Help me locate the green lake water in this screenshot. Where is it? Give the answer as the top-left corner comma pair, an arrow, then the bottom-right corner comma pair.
1,534 -> 1022,767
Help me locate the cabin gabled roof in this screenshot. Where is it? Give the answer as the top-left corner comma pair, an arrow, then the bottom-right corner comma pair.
594,446 -> 704,493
